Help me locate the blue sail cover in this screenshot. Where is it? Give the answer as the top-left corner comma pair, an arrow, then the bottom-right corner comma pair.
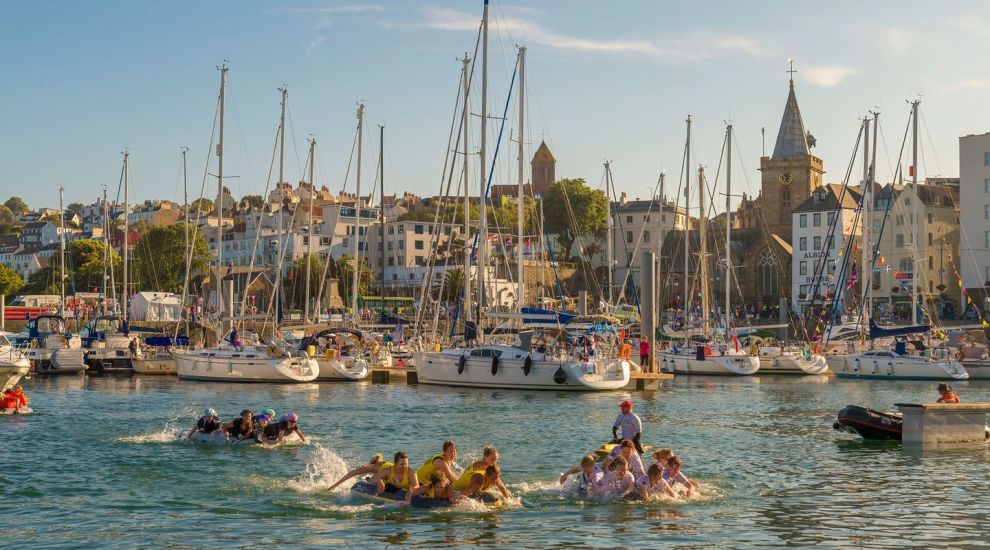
868,319 -> 929,340
145,336 -> 190,347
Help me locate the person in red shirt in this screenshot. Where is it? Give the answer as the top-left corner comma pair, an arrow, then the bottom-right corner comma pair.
639,338 -> 651,371
937,383 -> 960,403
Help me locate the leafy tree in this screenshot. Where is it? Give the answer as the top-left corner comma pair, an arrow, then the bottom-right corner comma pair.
0,205 -> 15,226
132,224 -> 211,293
241,195 -> 265,209
542,178 -> 607,260
0,264 -> 24,298
23,265 -> 60,295
283,253 -> 326,311
189,198 -> 214,213
66,202 -> 85,216
334,255 -> 373,305
4,196 -> 28,216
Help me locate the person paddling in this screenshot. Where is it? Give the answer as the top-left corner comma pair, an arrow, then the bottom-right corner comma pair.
370,451 -> 419,495
416,440 -> 459,485
937,383 -> 961,403
613,400 -> 644,453
451,446 -> 510,499
328,454 -> 389,492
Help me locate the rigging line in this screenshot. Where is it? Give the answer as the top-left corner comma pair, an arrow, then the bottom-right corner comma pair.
918,108 -> 944,177
223,76 -> 260,203
239,114 -> 281,318
285,102 -> 305,184
314,118 -> 360,313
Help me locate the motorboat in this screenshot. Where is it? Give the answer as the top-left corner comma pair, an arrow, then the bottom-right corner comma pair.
0,332 -> 31,391
81,315 -> 138,374
18,314 -> 87,375
414,343 -> 630,391
174,332 -> 318,383
659,342 -> 759,376
753,345 -> 829,375
833,347 -> 968,381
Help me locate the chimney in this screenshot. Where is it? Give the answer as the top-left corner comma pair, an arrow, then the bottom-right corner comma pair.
620,192 -> 628,206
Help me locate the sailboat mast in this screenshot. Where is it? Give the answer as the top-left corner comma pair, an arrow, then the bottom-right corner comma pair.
59,186 -> 66,314
122,150 -> 129,321
379,125 -> 386,302
860,117 -> 871,318
276,86 -> 287,320
461,55 -> 472,326
101,185 -> 109,315
724,125 -> 733,333
352,103 -> 365,319
516,45 -> 526,316
911,100 -> 920,325
605,161 -> 614,306
868,111 -> 879,323
477,0 -> 489,337
215,64 -> 227,310
304,138 -> 316,321
698,166 -> 708,337
683,116 -> 691,323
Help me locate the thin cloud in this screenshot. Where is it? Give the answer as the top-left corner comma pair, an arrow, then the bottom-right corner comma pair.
421,8 -> 767,63
935,78 -> 990,96
308,35 -> 326,51
881,28 -> 911,55
279,5 -> 384,14
802,65 -> 858,87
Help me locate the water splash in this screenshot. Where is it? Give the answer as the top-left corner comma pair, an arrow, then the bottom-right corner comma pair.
288,444 -> 351,493
116,417 -> 185,443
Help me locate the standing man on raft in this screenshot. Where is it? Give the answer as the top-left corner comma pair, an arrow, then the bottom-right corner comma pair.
613,400 -> 644,454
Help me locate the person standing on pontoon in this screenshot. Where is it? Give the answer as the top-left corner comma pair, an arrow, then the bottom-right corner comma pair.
613,400 -> 644,453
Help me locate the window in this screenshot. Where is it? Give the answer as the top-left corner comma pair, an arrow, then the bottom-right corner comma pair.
896,234 -> 904,247
661,214 -> 667,222
799,285 -> 808,296
827,212 -> 834,226
415,256 -> 426,266
444,226 -> 452,235
927,213 -> 933,224
644,215 -> 650,222
643,230 -> 651,243
799,237 -> 807,251
398,240 -> 405,250
414,224 -> 424,234
985,204 -> 990,219
985,230 -> 990,249
799,214 -> 807,228
799,261 -> 807,276
895,215 -> 903,226
415,240 -> 424,250
398,224 -> 404,233
873,270 -> 881,290
828,235 -> 836,250
900,257 -> 912,272
928,233 -> 934,246
387,242 -> 393,251
985,179 -> 990,193
626,231 -> 633,243
985,152 -> 990,166
388,257 -> 394,266
813,236 -> 821,251
813,213 -> 821,227
904,198 -> 911,206
409,273 -> 415,280
929,256 -> 933,270
986,266 -> 990,283
757,249 -> 778,296
828,260 -> 836,274
626,215 -> 633,223
388,226 -> 394,235
392,273 -> 397,280
377,242 -> 383,251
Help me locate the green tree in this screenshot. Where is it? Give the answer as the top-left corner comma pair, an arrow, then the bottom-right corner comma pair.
542,178 -> 607,260
283,253 -> 326,310
241,195 -> 265,209
189,198 -> 214,213
334,255 -> 373,305
132,224 -> 211,293
0,264 -> 24,298
23,266 -> 60,295
4,196 -> 28,216
66,202 -> 85,216
0,204 -> 15,227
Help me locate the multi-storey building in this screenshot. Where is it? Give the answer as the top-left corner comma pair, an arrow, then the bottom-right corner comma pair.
959,132 -> 990,309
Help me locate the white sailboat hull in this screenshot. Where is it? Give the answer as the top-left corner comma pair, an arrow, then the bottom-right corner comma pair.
659,349 -> 759,376
174,349 -> 319,383
833,353 -> 969,381
413,350 -> 630,391
132,352 -> 177,375
959,360 -> 990,380
755,349 -> 829,375
316,356 -> 369,381
0,348 -> 31,391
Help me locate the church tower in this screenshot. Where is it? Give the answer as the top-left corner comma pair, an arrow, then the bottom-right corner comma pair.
531,140 -> 556,196
759,69 -> 824,241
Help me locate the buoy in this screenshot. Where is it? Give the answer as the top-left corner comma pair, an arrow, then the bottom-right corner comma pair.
523,355 -> 532,376
491,356 -> 499,376
458,354 -> 466,374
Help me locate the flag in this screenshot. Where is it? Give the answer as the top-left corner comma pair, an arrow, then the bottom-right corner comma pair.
885,265 -> 892,273
878,256 -> 886,265
982,320 -> 988,329
846,262 -> 858,289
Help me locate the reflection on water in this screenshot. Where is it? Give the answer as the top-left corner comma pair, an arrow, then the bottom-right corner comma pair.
4,374 -> 990,546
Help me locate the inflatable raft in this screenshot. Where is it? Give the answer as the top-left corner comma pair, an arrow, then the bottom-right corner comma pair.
833,405 -> 903,440
593,441 -> 653,460
349,480 -> 502,508
1,406 -> 33,415
187,431 -> 302,446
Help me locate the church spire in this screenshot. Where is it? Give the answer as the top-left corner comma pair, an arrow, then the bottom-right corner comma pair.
772,60 -> 810,160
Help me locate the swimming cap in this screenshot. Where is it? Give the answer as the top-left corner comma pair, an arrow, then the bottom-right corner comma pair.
205,408 -> 218,417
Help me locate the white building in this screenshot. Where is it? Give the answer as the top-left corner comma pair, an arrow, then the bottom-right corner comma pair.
960,133 -> 990,300
789,184 -> 862,314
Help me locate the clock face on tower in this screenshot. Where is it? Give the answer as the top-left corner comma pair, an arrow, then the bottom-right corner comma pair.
778,171 -> 794,185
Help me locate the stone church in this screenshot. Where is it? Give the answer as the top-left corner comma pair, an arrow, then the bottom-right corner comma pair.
658,75 -> 823,313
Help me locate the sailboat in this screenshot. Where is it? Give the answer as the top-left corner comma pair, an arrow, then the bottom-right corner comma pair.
659,121 -> 759,376
415,13 -> 630,391
173,67 -> 319,383
0,332 -> 31,390
831,102 -> 966,381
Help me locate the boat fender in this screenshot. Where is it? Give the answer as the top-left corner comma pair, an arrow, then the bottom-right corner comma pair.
458,354 -> 466,374
523,355 -> 532,376
886,362 -> 893,376
491,356 -> 499,376
553,366 -> 567,384
871,361 -> 878,375
852,358 -> 860,372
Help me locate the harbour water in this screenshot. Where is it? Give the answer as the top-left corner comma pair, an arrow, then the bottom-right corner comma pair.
3,375 -> 990,547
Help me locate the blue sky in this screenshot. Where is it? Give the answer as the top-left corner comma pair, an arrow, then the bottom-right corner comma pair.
3,1 -> 989,212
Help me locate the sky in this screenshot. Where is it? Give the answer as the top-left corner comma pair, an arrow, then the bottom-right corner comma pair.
3,0 -> 990,214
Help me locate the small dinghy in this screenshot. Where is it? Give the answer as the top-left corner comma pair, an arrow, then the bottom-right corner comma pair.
349,480 -> 502,508
833,405 -> 903,440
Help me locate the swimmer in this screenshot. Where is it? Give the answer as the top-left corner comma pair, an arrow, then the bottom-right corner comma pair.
416,440 -> 459,485
559,454 -> 604,496
651,448 -> 674,469
223,409 -> 255,441
662,456 -> 696,496
602,439 -> 646,479
589,456 -> 635,500
250,414 -> 274,444
369,451 -> 419,495
263,413 -> 307,443
328,454 -> 389,492
460,464 -> 504,500
187,408 -> 223,439
451,446 -> 510,499
635,463 -> 675,500
402,471 -> 456,506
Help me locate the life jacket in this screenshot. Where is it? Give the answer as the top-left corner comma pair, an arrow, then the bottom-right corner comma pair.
940,392 -> 960,403
387,465 -> 412,490
1,395 -> 18,409
416,453 -> 446,485
452,463 -> 486,491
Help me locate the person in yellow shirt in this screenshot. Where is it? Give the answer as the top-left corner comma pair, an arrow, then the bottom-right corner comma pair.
451,446 -> 510,499
416,440 -> 459,485
369,451 -> 419,495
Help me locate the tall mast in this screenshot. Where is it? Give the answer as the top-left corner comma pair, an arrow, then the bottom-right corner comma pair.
101,185 -> 109,315
461,55 -> 472,326
911,100 -> 920,325
860,117 -> 871,320
698,166 -> 709,337
304,138 -> 316,321
724,125 -> 733,334
59,186 -> 66,314
605,161 -> 614,306
477,0 -> 489,336
352,102 -> 365,320
516,45 -> 526,316
122,150 -> 129,321
683,116 -> 691,323
379,125 -> 386,302
276,86 -> 287,320
868,110 -> 879,324
179,146 -> 190,337
215,64 -> 227,310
